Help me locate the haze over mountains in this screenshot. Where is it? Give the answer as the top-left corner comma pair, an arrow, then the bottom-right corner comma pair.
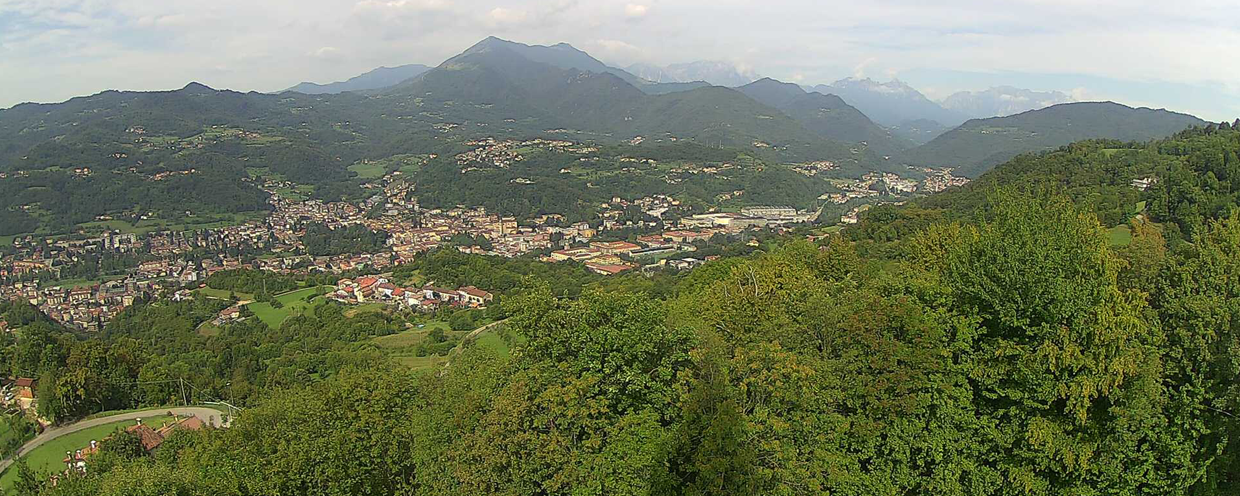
736,78 -> 912,156
285,64 -> 431,95
626,61 -> 761,87
810,78 -> 969,129
942,87 -> 1074,119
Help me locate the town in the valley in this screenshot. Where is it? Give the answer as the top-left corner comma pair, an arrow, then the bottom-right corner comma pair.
0,137 -> 969,334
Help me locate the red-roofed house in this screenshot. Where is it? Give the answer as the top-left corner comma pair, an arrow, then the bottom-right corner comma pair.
127,422 -> 164,451
12,377 -> 36,410
636,234 -> 669,247
127,415 -> 209,452
457,286 -> 493,307
585,263 -> 635,276
590,241 -> 642,255
376,283 -> 397,298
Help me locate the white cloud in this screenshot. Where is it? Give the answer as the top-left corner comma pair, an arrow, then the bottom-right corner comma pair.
353,0 -> 450,12
589,38 -> 644,63
852,57 -> 876,79
624,4 -> 649,19
488,7 -> 530,26
311,46 -> 342,59
135,14 -> 189,28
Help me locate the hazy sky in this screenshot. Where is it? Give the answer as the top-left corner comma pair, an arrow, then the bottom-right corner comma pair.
2,0 -> 1238,120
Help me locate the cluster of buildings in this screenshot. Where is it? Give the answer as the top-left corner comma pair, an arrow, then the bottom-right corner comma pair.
918,168 -> 971,193
330,276 -> 493,312
454,138 -> 587,173
1131,176 -> 1158,191
1,279 -> 156,331
2,133 -> 869,331
792,160 -> 839,176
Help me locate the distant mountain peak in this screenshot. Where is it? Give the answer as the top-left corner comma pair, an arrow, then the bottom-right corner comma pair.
748,77 -> 798,88
831,77 -> 919,96
815,78 -> 967,129
450,37 -> 644,86
625,60 -> 759,87
182,82 -> 214,91
284,64 -> 431,95
941,86 -> 1074,119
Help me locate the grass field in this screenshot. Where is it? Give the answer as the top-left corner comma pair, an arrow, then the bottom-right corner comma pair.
77,212 -> 265,237
473,332 -> 511,356
343,303 -> 386,318
195,287 -> 255,301
37,275 -> 126,290
394,355 -> 448,371
197,322 -> 223,337
348,161 -> 387,179
0,415 -> 175,493
390,269 -> 425,287
246,286 -> 332,328
1108,225 -> 1134,246
274,184 -> 315,201
371,321 -> 468,373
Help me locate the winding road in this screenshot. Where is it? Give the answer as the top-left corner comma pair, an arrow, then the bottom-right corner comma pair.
0,407 -> 227,474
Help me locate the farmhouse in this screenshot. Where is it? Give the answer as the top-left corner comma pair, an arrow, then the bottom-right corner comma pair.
458,286 -> 493,307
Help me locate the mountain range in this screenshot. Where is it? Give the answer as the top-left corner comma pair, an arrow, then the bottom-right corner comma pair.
626,61 -> 761,87
285,64 -> 431,95
379,37 -> 884,168
737,78 -> 912,156
0,36 -> 1215,232
812,78 -> 970,130
942,87 -> 1074,119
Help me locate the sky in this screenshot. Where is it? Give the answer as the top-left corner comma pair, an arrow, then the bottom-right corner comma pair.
1,0 -> 1238,121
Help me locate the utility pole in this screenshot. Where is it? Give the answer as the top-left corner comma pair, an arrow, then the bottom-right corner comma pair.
179,378 -> 188,407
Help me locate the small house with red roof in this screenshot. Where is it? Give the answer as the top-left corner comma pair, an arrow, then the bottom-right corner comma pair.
457,286 -> 493,307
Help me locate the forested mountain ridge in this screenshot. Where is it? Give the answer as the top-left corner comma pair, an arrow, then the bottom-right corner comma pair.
284,64 -> 432,94
813,77 -> 969,128
902,101 -> 1207,177
12,126 -> 1240,495
383,38 -> 875,164
738,78 -> 915,156
0,38 -> 902,237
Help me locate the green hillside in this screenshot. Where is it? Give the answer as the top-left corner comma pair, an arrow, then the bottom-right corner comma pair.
18,127 -> 1240,495
738,78 -> 915,156
902,101 -> 1206,177
0,39 -> 896,236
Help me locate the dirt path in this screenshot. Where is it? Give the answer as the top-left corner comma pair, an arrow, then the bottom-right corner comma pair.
440,318 -> 509,373
0,407 -> 227,474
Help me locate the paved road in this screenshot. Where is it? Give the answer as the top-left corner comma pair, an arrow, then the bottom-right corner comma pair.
0,407 -> 226,474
